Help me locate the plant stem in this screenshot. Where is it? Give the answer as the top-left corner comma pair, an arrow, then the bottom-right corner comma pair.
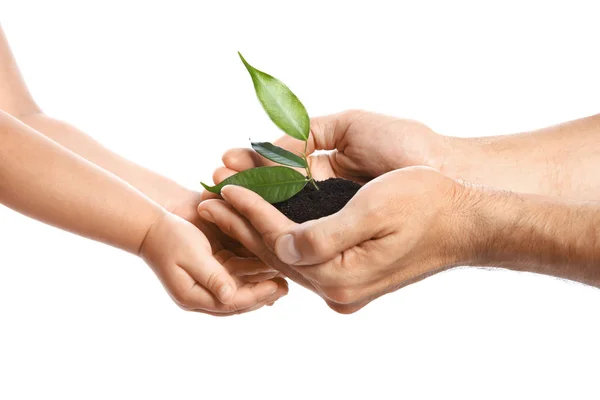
304,162 -> 319,190
309,178 -> 319,190
302,141 -> 319,190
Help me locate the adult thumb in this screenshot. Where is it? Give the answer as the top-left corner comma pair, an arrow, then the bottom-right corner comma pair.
274,204 -> 377,266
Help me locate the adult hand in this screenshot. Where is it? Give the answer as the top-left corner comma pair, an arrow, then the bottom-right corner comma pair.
140,212 -> 288,316
198,167 -> 471,314
212,110 -> 445,185
215,109 -> 600,203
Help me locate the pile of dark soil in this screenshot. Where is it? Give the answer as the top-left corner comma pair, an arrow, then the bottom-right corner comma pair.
274,178 -> 361,223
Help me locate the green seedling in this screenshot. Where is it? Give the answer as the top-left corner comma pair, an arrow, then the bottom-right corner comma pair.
202,52 -> 318,203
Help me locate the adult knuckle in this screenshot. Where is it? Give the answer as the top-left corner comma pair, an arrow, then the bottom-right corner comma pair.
341,109 -> 361,118
301,228 -> 330,258
309,117 -> 322,135
363,199 -> 386,222
315,257 -> 343,282
331,252 -> 362,285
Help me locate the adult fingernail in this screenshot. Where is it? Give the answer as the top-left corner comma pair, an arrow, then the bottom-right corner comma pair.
220,186 -> 232,202
276,234 -> 301,264
218,284 -> 233,303
198,210 -> 214,223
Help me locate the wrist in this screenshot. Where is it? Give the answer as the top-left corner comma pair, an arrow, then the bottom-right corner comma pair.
435,178 -> 487,268
165,188 -> 203,221
138,208 -> 170,257
163,185 -> 198,213
409,170 -> 483,270
437,135 -> 484,181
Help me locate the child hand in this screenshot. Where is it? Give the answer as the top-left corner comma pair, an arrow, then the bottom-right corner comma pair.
140,212 -> 288,316
167,189 -> 283,281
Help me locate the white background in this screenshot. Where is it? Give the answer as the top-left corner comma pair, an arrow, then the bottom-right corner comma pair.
1,1 -> 599,399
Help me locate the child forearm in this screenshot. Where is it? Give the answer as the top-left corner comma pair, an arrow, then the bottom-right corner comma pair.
18,113 -> 191,211
1,26 -> 190,211
0,110 -> 164,253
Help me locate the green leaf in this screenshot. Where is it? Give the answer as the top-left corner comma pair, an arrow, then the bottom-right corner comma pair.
251,142 -> 308,168
238,52 -> 310,141
201,166 -> 308,203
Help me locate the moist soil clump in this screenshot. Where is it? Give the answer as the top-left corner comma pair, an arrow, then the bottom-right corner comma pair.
274,178 -> 361,223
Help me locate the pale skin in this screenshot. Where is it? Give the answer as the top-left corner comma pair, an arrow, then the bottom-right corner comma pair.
200,110 -> 600,313
0,26 -> 288,315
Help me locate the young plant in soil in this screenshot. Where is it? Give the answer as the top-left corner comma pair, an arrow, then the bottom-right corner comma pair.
202,53 -> 360,223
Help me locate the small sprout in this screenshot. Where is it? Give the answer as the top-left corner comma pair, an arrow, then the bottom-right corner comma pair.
202,52 -> 318,203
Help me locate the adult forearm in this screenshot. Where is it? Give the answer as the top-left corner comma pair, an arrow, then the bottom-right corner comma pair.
0,110 -> 164,253
440,113 -> 600,200
18,113 -> 190,210
463,185 -> 600,287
